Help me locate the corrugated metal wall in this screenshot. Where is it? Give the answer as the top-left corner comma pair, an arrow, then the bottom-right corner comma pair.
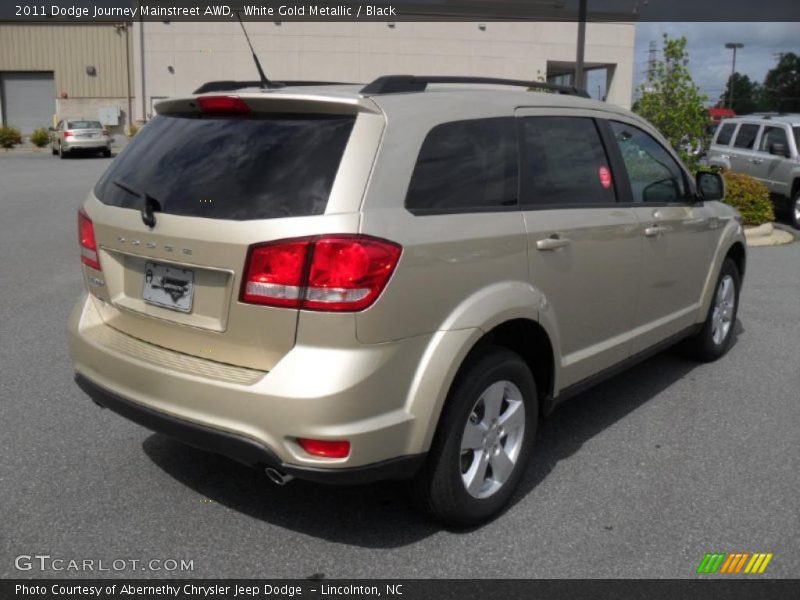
0,24 -> 130,98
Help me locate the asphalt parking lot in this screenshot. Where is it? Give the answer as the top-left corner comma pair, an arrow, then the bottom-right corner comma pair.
1,152 -> 798,579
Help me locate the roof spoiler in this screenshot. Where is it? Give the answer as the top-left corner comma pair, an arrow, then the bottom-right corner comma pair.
360,75 -> 590,98
193,80 -> 354,94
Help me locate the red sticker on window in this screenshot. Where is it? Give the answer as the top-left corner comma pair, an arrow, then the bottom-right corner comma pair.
599,166 -> 612,189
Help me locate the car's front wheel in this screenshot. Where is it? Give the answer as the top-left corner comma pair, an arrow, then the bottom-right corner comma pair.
684,258 -> 740,361
411,347 -> 537,526
790,192 -> 800,230
58,144 -> 67,159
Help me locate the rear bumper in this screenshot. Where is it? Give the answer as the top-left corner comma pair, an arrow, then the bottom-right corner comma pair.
68,294 -> 434,479
62,139 -> 111,151
75,373 -> 424,484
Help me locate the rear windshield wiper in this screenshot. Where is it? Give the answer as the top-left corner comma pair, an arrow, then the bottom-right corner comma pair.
112,179 -> 162,228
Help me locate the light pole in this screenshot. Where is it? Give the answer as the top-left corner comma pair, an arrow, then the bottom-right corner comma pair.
574,0 -> 587,90
725,42 -> 744,110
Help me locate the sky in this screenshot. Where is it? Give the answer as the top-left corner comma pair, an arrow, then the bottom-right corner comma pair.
632,22 -> 800,105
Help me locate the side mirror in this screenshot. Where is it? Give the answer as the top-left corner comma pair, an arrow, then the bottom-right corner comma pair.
696,171 -> 725,202
769,143 -> 789,157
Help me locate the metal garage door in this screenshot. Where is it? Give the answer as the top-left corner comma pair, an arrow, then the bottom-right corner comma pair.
0,72 -> 55,134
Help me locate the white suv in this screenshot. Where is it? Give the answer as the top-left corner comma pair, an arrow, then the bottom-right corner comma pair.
708,114 -> 800,228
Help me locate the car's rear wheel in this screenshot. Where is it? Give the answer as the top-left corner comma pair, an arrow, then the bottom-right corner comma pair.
102,148 -> 111,158
411,346 -> 537,526
683,258 -> 740,361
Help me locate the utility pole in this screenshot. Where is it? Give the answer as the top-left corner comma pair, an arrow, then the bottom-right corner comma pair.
574,0 -> 587,89
725,42 -> 744,110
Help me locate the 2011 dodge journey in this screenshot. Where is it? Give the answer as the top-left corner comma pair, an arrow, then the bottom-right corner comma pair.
69,75 -> 746,525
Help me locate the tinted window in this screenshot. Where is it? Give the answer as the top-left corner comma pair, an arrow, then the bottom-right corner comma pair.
69,120 -> 102,129
94,113 -> 354,220
733,124 -> 760,149
610,121 -> 688,204
794,127 -> 800,152
520,117 -> 616,206
759,126 -> 789,152
405,118 -> 518,213
715,123 -> 736,145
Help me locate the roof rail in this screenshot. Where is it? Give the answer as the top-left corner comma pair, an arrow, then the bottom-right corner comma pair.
360,75 -> 591,98
193,80 -> 354,94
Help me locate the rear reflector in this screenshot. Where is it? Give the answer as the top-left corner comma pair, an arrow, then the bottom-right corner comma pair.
197,95 -> 251,115
297,438 -> 351,459
78,209 -> 101,270
241,235 -> 401,312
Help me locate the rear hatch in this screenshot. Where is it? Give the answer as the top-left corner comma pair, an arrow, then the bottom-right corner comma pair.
83,93 -> 377,371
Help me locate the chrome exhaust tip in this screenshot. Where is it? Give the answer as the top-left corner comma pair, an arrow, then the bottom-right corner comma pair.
265,467 -> 294,486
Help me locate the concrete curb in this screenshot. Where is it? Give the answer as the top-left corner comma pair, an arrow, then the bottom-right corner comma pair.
745,222 -> 795,247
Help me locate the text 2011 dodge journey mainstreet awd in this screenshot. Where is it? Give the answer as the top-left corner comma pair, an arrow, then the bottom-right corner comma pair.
69,76 -> 746,525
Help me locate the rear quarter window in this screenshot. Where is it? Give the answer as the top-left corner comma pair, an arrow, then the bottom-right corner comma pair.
94,113 -> 355,220
715,123 -> 736,146
404,118 -> 518,214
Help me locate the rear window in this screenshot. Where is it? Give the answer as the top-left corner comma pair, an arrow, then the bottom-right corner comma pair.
405,118 -> 518,213
69,120 -> 102,129
715,123 -> 736,146
733,124 -> 760,149
94,113 -> 355,220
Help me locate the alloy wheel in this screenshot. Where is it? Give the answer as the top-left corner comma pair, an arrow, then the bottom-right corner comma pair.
459,380 -> 526,499
711,274 -> 735,345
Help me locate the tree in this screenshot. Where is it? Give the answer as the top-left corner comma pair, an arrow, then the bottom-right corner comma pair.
761,52 -> 800,113
717,73 -> 764,114
633,34 -> 708,167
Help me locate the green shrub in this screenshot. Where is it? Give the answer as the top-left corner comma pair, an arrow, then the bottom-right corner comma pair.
722,170 -> 774,226
29,127 -> 50,147
0,125 -> 22,149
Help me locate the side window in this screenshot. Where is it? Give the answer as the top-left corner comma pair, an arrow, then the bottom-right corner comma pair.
759,126 -> 789,153
55,120 -> 63,130
715,123 -> 736,146
733,124 -> 760,149
519,116 -> 616,207
610,121 -> 688,204
405,118 -> 518,213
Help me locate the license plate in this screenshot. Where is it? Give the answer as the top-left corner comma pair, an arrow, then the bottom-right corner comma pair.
142,262 -> 194,312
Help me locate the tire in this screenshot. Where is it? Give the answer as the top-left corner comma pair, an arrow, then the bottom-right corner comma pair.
410,346 -> 538,526
58,144 -> 67,159
102,148 -> 111,158
790,193 -> 800,230
51,145 -> 57,156
683,258 -> 740,362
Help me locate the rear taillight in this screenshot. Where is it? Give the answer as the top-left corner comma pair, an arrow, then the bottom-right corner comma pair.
102,130 -> 110,137
78,209 -> 101,270
241,235 -> 401,312
64,130 -> 74,138
197,95 -> 251,115
297,438 -> 351,459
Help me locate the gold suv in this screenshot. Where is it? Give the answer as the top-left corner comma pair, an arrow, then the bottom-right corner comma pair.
69,76 -> 746,525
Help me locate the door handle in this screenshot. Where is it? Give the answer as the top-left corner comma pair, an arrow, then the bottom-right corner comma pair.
536,235 -> 571,251
750,158 -> 764,165
644,225 -> 668,237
